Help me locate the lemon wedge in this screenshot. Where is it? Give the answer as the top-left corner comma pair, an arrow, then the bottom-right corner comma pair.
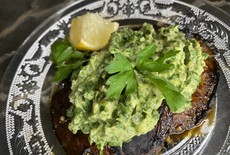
69,13 -> 119,51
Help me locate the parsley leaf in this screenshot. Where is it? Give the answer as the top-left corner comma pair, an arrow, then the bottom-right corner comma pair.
146,74 -> 188,112
50,39 -> 87,82
136,44 -> 178,72
135,44 -> 188,112
136,44 -> 157,68
53,61 -> 83,81
105,53 -> 137,99
105,44 -> 188,111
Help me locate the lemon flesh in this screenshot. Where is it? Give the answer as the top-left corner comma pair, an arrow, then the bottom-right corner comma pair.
69,13 -> 119,51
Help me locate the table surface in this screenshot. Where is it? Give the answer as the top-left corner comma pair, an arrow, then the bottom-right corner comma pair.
0,0 -> 230,154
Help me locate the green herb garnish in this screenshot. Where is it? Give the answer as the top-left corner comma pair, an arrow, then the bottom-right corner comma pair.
145,74 -> 187,112
105,44 -> 188,111
50,39 -> 87,82
136,44 -> 179,72
105,53 -> 137,99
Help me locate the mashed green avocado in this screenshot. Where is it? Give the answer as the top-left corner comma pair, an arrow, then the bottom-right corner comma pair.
66,23 -> 207,151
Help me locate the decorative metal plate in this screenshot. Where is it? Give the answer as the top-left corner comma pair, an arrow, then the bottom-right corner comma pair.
1,0 -> 230,154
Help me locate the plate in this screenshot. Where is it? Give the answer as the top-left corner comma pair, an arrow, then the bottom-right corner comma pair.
0,0 -> 230,154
